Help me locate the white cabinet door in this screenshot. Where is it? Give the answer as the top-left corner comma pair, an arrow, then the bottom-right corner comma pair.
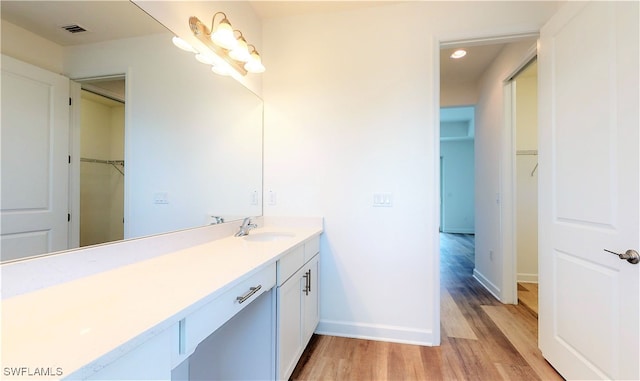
302,254 -> 319,343
277,268 -> 304,380
538,1 -> 639,380
1,55 -> 70,261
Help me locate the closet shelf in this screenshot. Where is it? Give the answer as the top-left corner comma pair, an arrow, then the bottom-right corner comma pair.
81,157 -> 125,176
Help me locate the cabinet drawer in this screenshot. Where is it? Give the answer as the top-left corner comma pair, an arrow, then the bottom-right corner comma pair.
304,235 -> 320,263
183,263 -> 276,355
277,245 -> 304,286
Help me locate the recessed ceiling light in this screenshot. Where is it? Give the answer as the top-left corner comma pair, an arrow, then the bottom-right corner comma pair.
450,49 -> 467,59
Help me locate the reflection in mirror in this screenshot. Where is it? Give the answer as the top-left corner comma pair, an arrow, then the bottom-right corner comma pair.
79,82 -> 125,247
0,1 -> 263,262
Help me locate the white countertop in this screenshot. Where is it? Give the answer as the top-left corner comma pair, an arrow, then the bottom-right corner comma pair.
1,224 -> 322,380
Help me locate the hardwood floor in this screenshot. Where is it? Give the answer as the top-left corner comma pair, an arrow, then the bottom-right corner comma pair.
517,282 -> 538,316
290,233 -> 563,380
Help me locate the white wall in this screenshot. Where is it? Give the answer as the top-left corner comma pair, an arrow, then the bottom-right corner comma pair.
263,2 -> 559,345
441,81 -> 478,108
441,139 -> 475,233
440,107 -> 475,234
515,67 -> 538,283
0,20 -> 64,73
474,40 -> 537,299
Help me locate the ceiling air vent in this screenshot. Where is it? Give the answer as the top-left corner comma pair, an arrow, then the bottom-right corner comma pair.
61,24 -> 88,34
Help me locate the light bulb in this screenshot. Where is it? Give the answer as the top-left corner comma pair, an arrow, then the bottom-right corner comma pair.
212,63 -> 231,76
450,49 -> 467,59
172,36 -> 196,53
195,53 -> 214,65
211,19 -> 237,50
229,36 -> 251,62
244,51 -> 265,73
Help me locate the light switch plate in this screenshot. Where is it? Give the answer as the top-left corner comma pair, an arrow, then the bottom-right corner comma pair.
268,190 -> 277,206
250,190 -> 259,205
154,192 -> 169,204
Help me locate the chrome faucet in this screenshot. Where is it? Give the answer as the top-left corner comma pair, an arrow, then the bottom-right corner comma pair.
235,217 -> 257,237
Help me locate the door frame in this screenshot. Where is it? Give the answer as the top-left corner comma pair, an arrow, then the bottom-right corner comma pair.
502,47 -> 538,304
435,30 -> 541,342
69,74 -> 127,249
431,26 -> 540,345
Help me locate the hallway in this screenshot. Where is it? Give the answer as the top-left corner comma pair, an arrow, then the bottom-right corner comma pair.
290,233 -> 562,380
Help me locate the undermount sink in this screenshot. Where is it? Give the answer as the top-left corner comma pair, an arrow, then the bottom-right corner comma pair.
243,232 -> 296,242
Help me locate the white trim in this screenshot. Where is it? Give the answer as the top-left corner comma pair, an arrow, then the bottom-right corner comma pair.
440,136 -> 474,142
69,81 -> 82,249
123,69 -> 132,239
517,273 -> 539,283
441,228 -> 475,234
505,44 -> 538,83
440,32 -> 540,49
502,46 -> 539,305
431,34 -> 442,346
472,268 -> 502,300
501,80 -> 518,304
316,320 -> 435,346
69,73 -> 129,244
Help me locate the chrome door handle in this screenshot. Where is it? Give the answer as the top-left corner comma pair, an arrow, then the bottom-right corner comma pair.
604,249 -> 640,264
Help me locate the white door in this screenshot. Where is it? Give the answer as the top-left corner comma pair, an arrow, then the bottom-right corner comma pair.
277,272 -> 303,380
1,55 -> 70,261
538,2 -> 639,380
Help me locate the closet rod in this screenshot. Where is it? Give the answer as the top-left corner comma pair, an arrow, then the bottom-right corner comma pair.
516,150 -> 538,156
80,157 -> 124,176
80,157 -> 124,165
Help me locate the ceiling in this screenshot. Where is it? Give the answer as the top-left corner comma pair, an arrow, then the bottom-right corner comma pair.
440,44 -> 506,86
248,1 -> 396,19
1,1 -> 522,87
0,1 -> 167,46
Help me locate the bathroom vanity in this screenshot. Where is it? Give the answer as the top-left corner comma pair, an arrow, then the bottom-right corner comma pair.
0,217 -> 322,380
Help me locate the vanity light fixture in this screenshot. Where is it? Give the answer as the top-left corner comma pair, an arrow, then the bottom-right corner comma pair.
172,36 -> 197,53
171,12 -> 265,76
244,45 -> 266,73
209,12 -> 237,50
450,49 -> 467,59
229,31 -> 251,62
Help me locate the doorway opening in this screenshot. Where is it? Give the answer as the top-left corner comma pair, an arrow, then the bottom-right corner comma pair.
72,77 -> 126,247
440,106 -> 475,235
509,59 -> 539,314
438,34 -> 539,342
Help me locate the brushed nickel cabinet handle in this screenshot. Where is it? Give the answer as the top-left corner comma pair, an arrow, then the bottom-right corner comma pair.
236,285 -> 262,304
303,272 -> 309,296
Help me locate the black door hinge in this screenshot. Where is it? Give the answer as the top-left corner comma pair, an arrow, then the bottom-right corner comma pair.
69,97 -> 72,106
68,155 -> 71,164
68,213 -> 71,222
